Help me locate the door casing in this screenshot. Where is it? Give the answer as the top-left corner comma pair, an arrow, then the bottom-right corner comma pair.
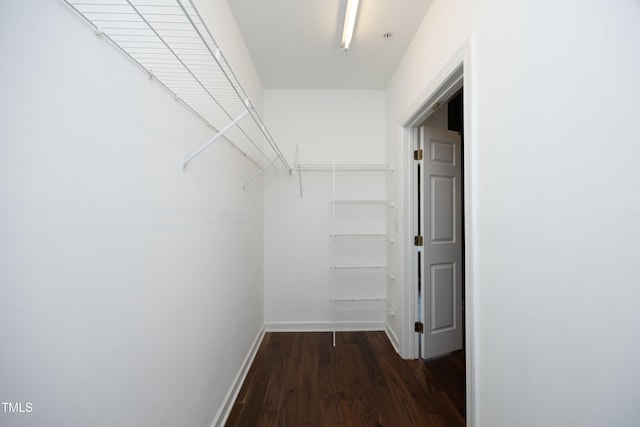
398,35 -> 478,426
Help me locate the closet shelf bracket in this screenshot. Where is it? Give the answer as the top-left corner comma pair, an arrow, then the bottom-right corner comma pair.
243,156 -> 278,190
183,109 -> 249,171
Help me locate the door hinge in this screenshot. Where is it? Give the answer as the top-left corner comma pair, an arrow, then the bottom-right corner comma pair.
413,149 -> 423,160
414,322 -> 424,333
414,235 -> 423,246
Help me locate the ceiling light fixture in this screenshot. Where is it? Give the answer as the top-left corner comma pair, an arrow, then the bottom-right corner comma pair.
341,0 -> 360,51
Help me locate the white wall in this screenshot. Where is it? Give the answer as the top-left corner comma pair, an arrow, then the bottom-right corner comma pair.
263,90 -> 387,330
0,1 -> 265,426
386,0 -> 640,426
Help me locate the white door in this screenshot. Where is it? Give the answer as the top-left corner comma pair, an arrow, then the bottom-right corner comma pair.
420,126 -> 463,359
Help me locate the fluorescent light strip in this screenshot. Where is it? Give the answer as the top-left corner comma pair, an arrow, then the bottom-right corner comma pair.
341,0 -> 360,51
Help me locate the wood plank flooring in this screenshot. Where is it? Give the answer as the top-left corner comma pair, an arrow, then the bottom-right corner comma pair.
226,331 -> 465,426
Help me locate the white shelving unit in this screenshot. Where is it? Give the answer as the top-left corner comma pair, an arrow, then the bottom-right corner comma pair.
292,163 -> 395,345
63,0 -> 290,185
328,164 -> 395,346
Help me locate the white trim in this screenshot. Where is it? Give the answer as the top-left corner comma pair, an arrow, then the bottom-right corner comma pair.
400,42 -> 468,127
464,34 -> 479,427
265,320 -> 385,332
399,125 -> 418,360
211,324 -> 266,427
398,34 -> 478,426
385,322 -> 401,354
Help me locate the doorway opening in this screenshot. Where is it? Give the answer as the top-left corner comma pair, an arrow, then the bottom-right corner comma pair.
416,89 -> 464,360
400,35 -> 477,425
415,89 -> 466,419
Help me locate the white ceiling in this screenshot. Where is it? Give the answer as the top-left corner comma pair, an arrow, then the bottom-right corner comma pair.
227,0 -> 433,89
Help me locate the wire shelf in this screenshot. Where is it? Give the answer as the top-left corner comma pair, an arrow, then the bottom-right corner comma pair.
330,233 -> 388,239
295,163 -> 393,172
63,0 -> 290,174
331,298 -> 392,313
331,200 -> 391,205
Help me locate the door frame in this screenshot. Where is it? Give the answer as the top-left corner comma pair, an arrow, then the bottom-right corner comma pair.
398,34 -> 478,425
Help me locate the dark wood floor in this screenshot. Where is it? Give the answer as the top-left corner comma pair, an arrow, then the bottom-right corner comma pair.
226,331 -> 465,426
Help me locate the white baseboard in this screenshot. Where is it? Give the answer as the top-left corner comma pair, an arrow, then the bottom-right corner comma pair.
211,324 -> 265,427
385,322 -> 401,354
265,320 -> 386,332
